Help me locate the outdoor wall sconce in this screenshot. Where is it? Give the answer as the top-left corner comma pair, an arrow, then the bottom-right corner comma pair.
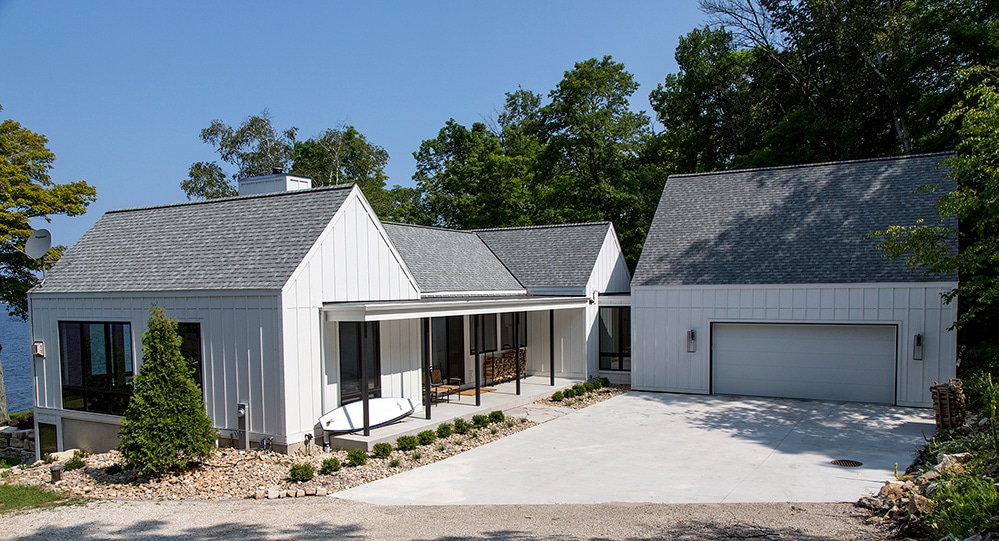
913,334 -> 923,360
32,341 -> 45,357
686,330 -> 696,353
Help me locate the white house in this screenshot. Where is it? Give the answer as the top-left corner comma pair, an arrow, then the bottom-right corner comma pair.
631,153 -> 958,407
27,174 -> 630,455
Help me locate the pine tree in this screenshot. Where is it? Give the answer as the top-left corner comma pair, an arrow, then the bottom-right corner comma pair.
117,307 -> 216,475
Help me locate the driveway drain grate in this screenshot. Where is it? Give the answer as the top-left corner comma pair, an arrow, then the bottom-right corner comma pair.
831,459 -> 863,467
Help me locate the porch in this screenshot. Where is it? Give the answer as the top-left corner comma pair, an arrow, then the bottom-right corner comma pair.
325,375 -> 580,451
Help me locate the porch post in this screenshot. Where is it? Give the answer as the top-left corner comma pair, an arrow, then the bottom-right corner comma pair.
360,323 -> 370,436
514,311 -> 521,395
422,317 -> 431,420
474,315 -> 481,407
549,309 -> 555,386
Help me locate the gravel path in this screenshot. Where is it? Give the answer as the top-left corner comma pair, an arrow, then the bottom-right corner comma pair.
0,498 -> 888,540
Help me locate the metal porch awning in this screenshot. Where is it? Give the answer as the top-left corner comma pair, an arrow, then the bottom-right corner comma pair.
323,295 -> 589,322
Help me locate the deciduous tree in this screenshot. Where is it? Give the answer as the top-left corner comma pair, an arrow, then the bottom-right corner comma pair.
1,105 -> 96,318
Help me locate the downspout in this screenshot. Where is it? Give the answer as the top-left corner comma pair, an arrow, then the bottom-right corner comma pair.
318,309 -> 326,443
422,318 -> 431,420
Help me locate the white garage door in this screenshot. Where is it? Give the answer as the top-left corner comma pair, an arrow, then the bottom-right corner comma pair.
712,323 -> 897,404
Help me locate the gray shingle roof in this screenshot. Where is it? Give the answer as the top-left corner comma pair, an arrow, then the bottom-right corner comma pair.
633,153 -> 958,287
474,223 -> 612,290
382,223 -> 525,294
38,186 -> 353,293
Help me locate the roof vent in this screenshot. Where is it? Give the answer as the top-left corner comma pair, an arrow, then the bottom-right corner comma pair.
271,167 -> 283,175
237,173 -> 312,196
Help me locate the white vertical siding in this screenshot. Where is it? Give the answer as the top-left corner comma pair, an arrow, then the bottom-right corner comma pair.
378,319 -> 423,404
280,187 -> 421,443
631,282 -> 958,407
586,226 -> 632,294
28,292 -> 284,450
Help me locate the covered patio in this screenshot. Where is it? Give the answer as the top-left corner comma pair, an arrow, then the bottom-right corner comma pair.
326,375 -> 580,450
321,295 -> 590,449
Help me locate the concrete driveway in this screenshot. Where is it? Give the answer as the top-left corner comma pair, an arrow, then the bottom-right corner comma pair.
336,392 -> 934,505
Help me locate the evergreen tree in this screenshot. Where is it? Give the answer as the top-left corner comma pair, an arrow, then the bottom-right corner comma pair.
118,307 -> 216,475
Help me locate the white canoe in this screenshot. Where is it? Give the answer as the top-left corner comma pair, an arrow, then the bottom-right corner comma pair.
318,397 -> 416,433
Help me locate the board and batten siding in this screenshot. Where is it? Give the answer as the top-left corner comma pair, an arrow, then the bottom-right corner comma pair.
28,292 -> 284,449
280,188 -> 421,439
586,226 -> 632,296
631,282 -> 958,407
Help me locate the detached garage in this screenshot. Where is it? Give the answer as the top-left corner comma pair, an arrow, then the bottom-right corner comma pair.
631,154 -> 958,407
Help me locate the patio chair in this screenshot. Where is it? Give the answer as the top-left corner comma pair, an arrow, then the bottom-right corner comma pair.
430,368 -> 460,404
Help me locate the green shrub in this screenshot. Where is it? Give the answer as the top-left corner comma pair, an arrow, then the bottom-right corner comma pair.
505,420 -> 514,428
288,462 -> 315,482
389,459 -> 400,468
472,414 -> 489,428
572,384 -> 585,395
396,435 -> 418,451
490,427 -> 499,435
562,388 -> 575,398
347,448 -> 368,467
320,457 -> 341,474
591,378 -> 604,389
117,307 -> 216,475
489,410 -> 505,423
372,443 -> 393,459
598,377 -> 611,387
551,391 -> 564,402
929,474 -> 999,539
64,452 -> 85,472
412,451 -> 422,460
436,423 -> 453,438
453,418 -> 471,434
583,382 -> 594,393
417,430 -> 437,446
105,463 -> 125,475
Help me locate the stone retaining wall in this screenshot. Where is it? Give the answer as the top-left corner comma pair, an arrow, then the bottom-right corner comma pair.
0,426 -> 36,464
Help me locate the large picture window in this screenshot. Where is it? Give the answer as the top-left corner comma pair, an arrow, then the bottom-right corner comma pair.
501,312 -> 527,349
339,321 -> 381,404
59,321 -> 134,415
470,314 -> 497,354
599,308 -> 631,371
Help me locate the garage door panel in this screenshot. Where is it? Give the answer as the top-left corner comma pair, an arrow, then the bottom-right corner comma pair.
712,323 -> 897,404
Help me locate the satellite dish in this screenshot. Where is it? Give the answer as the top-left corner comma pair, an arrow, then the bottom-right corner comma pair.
24,229 -> 52,260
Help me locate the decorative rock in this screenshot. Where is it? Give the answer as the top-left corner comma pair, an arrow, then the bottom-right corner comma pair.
305,487 -> 316,496
49,449 -> 79,462
879,480 -> 905,502
856,496 -> 883,510
316,487 -> 327,497
918,468 -> 941,484
254,489 -> 265,499
266,488 -> 279,499
295,489 -> 305,498
938,453 -> 971,468
908,493 -> 933,515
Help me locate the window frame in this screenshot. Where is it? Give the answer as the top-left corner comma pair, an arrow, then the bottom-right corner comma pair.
500,312 -> 527,349
59,321 -> 135,415
598,307 -> 631,372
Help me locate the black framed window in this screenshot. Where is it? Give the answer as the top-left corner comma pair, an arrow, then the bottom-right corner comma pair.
178,322 -> 204,396
470,314 -> 497,354
599,308 -> 631,371
501,312 -> 527,349
59,321 -> 134,415
339,321 -> 381,404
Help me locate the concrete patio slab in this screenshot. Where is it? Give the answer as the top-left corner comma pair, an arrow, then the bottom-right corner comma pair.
336,392 -> 934,505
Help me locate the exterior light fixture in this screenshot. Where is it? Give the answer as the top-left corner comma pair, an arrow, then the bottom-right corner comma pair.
913,334 -> 923,360
686,330 -> 696,353
32,341 -> 45,357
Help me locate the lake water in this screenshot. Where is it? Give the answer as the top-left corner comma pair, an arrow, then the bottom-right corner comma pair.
1,310 -> 32,413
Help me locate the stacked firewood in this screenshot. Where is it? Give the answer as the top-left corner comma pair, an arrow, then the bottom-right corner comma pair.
484,348 -> 527,385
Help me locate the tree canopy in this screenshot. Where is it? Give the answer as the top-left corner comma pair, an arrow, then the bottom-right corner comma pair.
1,105 -> 97,318
181,112 -> 396,216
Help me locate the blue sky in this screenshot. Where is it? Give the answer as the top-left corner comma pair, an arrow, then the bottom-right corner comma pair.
1,1 -> 707,247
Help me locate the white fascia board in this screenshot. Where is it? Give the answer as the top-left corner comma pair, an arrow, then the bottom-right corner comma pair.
631,281 -> 958,291
28,289 -> 281,299
324,296 -> 589,322
597,293 -> 632,306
